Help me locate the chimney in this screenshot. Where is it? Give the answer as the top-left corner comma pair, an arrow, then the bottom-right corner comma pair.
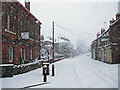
116,13 -> 120,20
109,18 -> 115,25
97,32 -> 100,38
101,28 -> 105,34
25,0 -> 30,11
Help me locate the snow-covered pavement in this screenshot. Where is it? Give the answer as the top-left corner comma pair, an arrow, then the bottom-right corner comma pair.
1,54 -> 118,88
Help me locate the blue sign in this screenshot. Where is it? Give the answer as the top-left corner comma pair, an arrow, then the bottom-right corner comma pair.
21,32 -> 29,39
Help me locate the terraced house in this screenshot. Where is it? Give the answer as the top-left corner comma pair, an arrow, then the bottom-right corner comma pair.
91,13 -> 120,64
0,0 -> 42,65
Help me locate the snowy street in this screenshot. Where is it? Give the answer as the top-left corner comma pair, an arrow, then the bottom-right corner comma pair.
1,54 -> 118,88
0,1 -> 120,89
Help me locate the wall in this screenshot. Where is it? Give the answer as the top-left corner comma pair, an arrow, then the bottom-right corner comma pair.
1,2 -> 41,64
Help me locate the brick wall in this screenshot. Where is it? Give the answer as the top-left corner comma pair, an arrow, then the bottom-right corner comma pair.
1,2 -> 41,65
91,15 -> 120,64
109,19 -> 120,63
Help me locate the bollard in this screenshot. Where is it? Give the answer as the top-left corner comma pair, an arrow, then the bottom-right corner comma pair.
43,69 -> 47,82
47,64 -> 49,75
43,63 -> 49,75
52,64 -> 55,76
43,65 -> 47,82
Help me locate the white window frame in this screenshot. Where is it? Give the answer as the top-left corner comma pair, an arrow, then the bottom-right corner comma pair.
7,15 -> 10,31
36,50 -> 37,59
21,48 -> 23,58
9,46 -> 13,62
24,48 -> 26,60
30,50 -> 33,60
99,49 -> 101,58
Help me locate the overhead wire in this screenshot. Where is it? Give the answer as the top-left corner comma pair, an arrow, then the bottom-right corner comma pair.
54,22 -> 94,36
54,22 -> 93,40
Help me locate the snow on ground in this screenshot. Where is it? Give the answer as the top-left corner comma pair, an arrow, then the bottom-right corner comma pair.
1,54 -> 118,88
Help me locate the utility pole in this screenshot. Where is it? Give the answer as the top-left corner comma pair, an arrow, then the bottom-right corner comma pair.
52,21 -> 55,76
0,1 -> 2,64
58,37 -> 59,54
118,1 -> 120,14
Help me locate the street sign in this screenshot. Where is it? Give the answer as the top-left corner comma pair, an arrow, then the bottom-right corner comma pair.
21,32 -> 29,39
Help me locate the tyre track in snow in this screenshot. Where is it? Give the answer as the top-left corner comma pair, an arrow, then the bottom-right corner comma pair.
79,56 -> 117,81
72,65 -> 83,88
92,64 -> 118,85
91,64 -> 118,81
86,64 -> 117,88
49,59 -> 83,88
88,60 -> 118,75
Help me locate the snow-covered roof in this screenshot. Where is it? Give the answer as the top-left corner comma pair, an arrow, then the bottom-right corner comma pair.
44,37 -> 68,44
45,45 -> 52,47
0,64 -> 14,67
93,17 -> 120,43
55,39 -> 67,43
15,0 -> 42,24
44,38 -> 52,42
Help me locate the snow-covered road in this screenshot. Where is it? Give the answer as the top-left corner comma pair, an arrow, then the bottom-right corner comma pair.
1,54 -> 118,88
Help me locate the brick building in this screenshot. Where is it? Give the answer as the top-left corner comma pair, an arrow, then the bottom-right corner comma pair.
91,13 -> 120,64
0,1 -> 42,65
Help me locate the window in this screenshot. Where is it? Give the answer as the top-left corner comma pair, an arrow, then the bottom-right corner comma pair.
36,50 -> 38,59
7,15 -> 10,31
27,16 -> 29,32
9,46 -> 13,62
11,14 -> 14,32
21,18 -> 24,32
24,48 -> 26,60
30,21 -> 32,38
99,50 -> 101,58
30,50 -> 33,60
21,48 -> 24,64
21,48 -> 23,58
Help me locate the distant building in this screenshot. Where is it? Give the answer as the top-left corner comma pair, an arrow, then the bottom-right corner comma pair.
91,13 -> 120,64
0,1 -> 42,64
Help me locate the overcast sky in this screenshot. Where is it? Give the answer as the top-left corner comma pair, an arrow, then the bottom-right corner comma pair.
18,0 -> 119,48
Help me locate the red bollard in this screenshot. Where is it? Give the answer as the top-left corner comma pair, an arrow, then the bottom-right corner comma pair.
43,65 -> 47,82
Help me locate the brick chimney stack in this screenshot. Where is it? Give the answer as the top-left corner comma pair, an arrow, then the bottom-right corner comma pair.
25,0 -> 30,11
116,13 -> 120,20
109,18 -> 115,25
97,32 -> 100,38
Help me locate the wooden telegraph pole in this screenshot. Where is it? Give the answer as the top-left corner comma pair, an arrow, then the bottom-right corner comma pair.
0,1 -> 2,64
52,21 -> 55,76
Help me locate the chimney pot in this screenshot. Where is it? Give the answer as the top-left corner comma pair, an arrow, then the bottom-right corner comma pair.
25,0 -> 30,11
101,28 -> 105,34
109,18 -> 115,25
116,13 -> 120,20
97,32 -> 100,38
